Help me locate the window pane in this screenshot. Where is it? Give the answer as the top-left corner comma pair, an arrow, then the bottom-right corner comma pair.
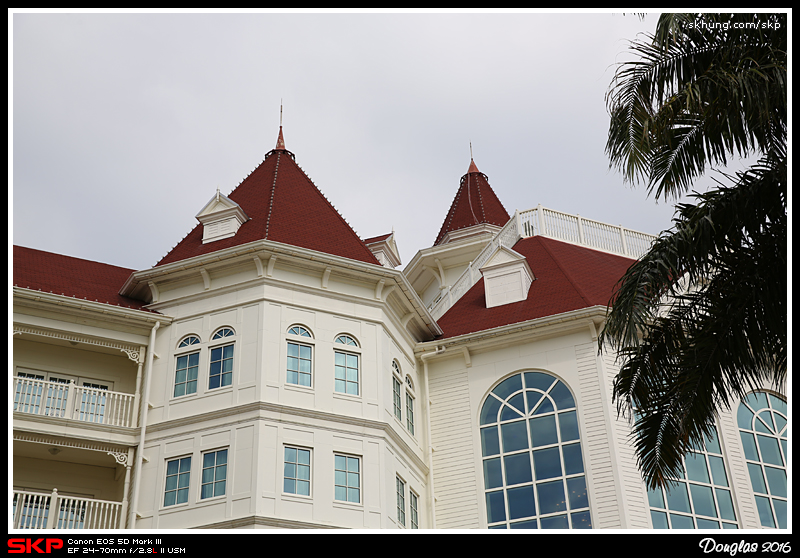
740,432 -> 759,461
492,375 -> 522,399
685,452 -> 710,483
764,467 -> 786,498
571,510 -> 592,529
529,415 -> 558,448
483,458 -> 503,490
558,411 -> 580,441
669,514 -> 694,529
566,476 -> 588,510
664,482 -> 691,513
533,447 -> 562,480
536,480 -> 566,515
485,491 -> 506,523
481,426 -> 500,457
755,496 -> 776,528
708,456 -> 728,487
715,489 -> 736,521
562,443 -> 584,475
507,485 -> 536,520
747,463 -> 768,493
689,484 -> 717,518
549,381 -> 575,410
480,396 -> 502,425
539,514 -> 569,529
523,372 -> 554,392
500,421 -> 528,453
503,453 -> 532,486
756,435 -> 783,466
651,510 -> 669,529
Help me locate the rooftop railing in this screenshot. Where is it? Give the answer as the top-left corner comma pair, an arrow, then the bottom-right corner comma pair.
428,205 -> 658,320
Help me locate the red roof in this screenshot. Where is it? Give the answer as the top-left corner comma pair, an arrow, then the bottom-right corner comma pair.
156,142 -> 380,267
435,236 -> 635,339
434,159 -> 510,246
13,246 -> 154,312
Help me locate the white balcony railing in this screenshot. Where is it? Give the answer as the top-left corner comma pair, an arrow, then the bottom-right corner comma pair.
428,205 -> 658,320
12,376 -> 137,428
12,489 -> 124,530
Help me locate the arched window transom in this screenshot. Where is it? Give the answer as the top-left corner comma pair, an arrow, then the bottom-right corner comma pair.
480,371 -> 591,529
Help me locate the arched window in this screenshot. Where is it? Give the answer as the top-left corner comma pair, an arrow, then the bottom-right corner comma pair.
479,371 -> 590,529
287,326 -> 313,387
212,327 -> 235,340
738,392 -> 787,529
334,335 -> 360,395
288,325 -> 312,338
178,335 -> 201,348
646,423 -> 738,529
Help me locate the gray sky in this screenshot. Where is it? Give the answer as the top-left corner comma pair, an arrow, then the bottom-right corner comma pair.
11,10 -> 752,271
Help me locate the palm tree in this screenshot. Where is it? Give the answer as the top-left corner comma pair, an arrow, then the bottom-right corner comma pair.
599,13 -> 787,489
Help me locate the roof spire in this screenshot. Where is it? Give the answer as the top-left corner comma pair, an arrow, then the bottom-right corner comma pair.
276,101 -> 286,150
467,141 -> 479,173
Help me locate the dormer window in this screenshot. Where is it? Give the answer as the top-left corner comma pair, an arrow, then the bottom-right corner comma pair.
479,245 -> 534,308
195,189 -> 248,244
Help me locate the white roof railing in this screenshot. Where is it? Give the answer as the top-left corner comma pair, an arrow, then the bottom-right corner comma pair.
428,204 -> 658,320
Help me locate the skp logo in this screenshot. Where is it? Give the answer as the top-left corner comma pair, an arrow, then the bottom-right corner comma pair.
8,539 -> 64,554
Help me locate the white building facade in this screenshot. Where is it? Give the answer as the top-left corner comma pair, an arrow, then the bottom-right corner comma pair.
12,131 -> 787,530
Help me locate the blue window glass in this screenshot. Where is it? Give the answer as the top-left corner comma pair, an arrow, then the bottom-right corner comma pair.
479,372 -> 590,529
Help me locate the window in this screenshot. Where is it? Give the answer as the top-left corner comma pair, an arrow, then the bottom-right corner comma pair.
164,457 -> 191,507
479,372 -> 591,529
646,423 -> 738,529
288,325 -> 312,338
201,449 -> 228,500
209,344 -> 233,389
179,335 -> 201,348
410,491 -> 419,529
212,328 -> 235,340
392,377 -> 402,421
406,392 -> 415,435
287,326 -> 313,387
334,335 -> 359,396
738,392 -> 787,529
174,353 -> 199,397
334,454 -> 361,503
396,476 -> 406,526
284,447 -> 311,496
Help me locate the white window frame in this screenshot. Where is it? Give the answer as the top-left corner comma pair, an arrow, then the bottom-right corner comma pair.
396,476 -> 406,527
334,334 -> 360,397
283,446 -> 312,497
208,327 -> 236,391
163,456 -> 192,508
334,453 -> 361,504
286,326 -> 314,388
200,448 -> 228,501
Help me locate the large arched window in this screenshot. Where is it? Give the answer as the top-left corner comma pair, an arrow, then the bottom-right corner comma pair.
479,371 -> 591,529
737,392 -> 787,529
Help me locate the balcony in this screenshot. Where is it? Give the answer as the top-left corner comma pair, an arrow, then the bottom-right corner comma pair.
12,489 -> 124,529
13,376 -> 138,428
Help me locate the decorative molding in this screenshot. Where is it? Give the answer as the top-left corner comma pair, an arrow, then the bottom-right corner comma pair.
13,432 -> 130,460
13,324 -> 142,363
200,268 -> 211,291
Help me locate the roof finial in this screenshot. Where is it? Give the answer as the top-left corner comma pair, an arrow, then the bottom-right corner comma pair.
276,101 -> 286,150
467,141 -> 479,174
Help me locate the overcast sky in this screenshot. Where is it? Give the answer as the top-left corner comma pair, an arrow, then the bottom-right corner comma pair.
11,10 -> 758,271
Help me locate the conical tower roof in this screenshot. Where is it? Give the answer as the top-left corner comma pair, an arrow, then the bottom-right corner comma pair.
156,128 -> 380,267
433,158 -> 510,246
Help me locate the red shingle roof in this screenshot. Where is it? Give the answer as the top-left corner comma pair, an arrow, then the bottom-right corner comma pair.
156,144 -> 380,267
13,246 -> 154,312
434,159 -> 510,246
435,236 -> 635,339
